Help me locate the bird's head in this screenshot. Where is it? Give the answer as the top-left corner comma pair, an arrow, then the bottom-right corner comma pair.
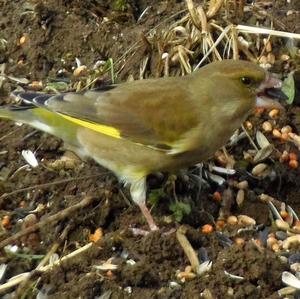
194,60 -> 286,121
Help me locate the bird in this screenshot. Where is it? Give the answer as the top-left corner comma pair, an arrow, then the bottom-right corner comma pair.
0,60 -> 286,231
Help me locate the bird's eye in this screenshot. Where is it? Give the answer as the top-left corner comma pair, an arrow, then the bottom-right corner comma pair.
240,77 -> 253,86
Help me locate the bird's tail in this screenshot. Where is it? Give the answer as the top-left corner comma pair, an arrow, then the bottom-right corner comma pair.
0,93 -> 80,148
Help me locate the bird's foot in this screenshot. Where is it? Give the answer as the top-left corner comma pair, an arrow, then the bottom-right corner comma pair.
138,202 -> 159,231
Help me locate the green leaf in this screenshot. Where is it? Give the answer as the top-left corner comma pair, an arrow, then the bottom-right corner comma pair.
169,202 -> 191,222
282,72 -> 295,104
44,81 -> 69,93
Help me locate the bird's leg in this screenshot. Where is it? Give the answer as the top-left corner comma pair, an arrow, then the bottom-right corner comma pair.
130,177 -> 159,231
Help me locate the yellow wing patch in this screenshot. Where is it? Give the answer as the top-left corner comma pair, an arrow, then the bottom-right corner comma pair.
60,114 -> 182,154
60,114 -> 121,139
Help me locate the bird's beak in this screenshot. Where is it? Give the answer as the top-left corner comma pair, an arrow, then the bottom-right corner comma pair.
255,73 -> 287,110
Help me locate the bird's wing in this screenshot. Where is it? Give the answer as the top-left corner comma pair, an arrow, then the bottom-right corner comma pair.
16,78 -> 202,154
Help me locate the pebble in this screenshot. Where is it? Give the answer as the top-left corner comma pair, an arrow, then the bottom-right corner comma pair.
275,231 -> 288,241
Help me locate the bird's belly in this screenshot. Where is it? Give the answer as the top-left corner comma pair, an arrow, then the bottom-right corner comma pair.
77,129 -> 175,181
76,126 -> 231,180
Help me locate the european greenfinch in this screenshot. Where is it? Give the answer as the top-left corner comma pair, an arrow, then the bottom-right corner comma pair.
0,60 -> 285,230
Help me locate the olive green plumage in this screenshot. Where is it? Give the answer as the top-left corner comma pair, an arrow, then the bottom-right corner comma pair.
0,60 -> 281,230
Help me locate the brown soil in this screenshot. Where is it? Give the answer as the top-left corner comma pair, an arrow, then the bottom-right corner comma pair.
0,0 -> 300,298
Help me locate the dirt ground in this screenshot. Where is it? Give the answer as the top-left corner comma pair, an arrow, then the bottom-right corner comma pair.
0,0 -> 300,298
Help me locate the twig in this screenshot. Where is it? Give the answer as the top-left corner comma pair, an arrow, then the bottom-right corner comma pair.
195,24 -> 233,69
0,196 -> 96,249
38,242 -> 94,272
236,25 -> 300,40
0,242 -> 94,294
241,124 -> 259,151
176,225 -> 200,274
0,127 -> 22,142
11,223 -> 73,298
0,173 -> 107,202
206,0 -> 224,19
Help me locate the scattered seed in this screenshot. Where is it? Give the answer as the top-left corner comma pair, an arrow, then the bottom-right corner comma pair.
256,130 -> 271,148
236,180 -> 248,190
269,109 -> 280,118
281,132 -> 289,141
236,189 -> 245,207
252,163 -> 268,176
73,65 -> 87,77
227,216 -> 238,225
289,152 -> 298,161
198,260 -> 212,276
201,224 -> 214,234
289,159 -> 299,169
227,287 -> 234,296
89,228 -> 103,243
280,151 -> 290,163
29,81 -> 43,91
177,271 -> 196,280
280,210 -> 289,219
1,216 -> 10,227
19,35 -> 27,45
106,270 -> 114,278
244,121 -> 253,130
224,270 -> 244,281
201,288 -> 214,299
272,128 -> 282,139
21,150 -> 39,168
283,235 -> 300,250
253,145 -> 273,163
281,126 -> 293,134
212,191 -> 222,202
277,286 -> 297,296
262,121 -> 272,132
292,222 -> 300,232
255,107 -> 265,116
282,271 -> 300,289
280,54 -> 290,61
288,133 -> 300,150
267,236 -> 278,248
216,220 -> 225,231
290,263 -> 300,273
234,238 -> 245,246
272,243 -> 281,252
237,215 -> 256,226
275,219 -> 290,231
